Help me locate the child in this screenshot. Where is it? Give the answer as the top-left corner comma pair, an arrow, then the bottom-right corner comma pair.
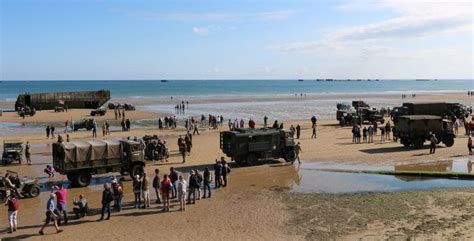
44,165 -> 55,178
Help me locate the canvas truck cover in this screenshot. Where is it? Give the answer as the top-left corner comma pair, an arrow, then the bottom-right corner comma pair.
56,140 -> 122,162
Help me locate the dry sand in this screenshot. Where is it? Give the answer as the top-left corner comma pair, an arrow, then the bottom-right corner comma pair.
0,93 -> 473,240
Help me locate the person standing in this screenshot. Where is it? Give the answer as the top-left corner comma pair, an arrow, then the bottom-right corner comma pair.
193,123 -> 200,135
152,169 -> 161,204
54,184 -> 68,225
160,174 -> 171,212
263,115 -> 268,128
468,135 -> 472,155
132,175 -> 142,209
213,159 -> 222,189
111,178 -> 123,212
99,183 -> 113,221
125,119 -> 131,131
368,125 -> 374,143
38,193 -> 62,235
362,127 -> 368,143
202,167 -> 212,198
92,122 -> 97,138
221,158 -> 230,187
25,141 -> 31,165
169,167 -> 178,199
46,125 -> 50,139
296,124 -> 301,139
177,175 -> 187,211
5,193 -> 19,233
141,173 -> 150,208
430,134 -> 438,154
311,126 -> 317,139
50,126 -> 55,139
187,171 -> 199,204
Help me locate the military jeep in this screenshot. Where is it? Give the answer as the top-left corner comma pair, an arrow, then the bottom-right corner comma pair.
220,128 -> 296,166
2,140 -> 23,165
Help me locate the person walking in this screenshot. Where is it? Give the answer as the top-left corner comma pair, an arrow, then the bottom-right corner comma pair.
50,126 -> 55,139
468,135 -> 472,155
141,173 -> 150,208
293,142 -> 302,164
99,183 -> 114,221
193,123 -> 200,135
177,175 -> 187,211
214,159 -> 222,189
5,193 -> 19,233
25,141 -> 31,165
202,167 -> 212,198
92,122 -> 97,138
296,124 -> 301,139
132,175 -> 142,208
311,126 -> 317,139
430,134 -> 438,154
161,174 -> 171,212
152,169 -> 161,204
38,193 -> 63,235
54,184 -> 68,225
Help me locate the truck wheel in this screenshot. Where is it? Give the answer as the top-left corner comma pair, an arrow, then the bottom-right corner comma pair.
246,153 -> 258,166
401,138 -> 411,147
443,137 -> 454,147
75,172 -> 92,187
234,156 -> 244,166
414,138 -> 424,149
67,173 -> 77,182
284,150 -> 296,163
28,185 -> 40,198
130,164 -> 144,178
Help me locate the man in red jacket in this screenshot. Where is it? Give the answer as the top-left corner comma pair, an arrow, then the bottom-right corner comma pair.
5,193 -> 19,233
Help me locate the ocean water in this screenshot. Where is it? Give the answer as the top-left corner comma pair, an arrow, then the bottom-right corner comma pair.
0,79 -> 472,101
0,79 -> 472,122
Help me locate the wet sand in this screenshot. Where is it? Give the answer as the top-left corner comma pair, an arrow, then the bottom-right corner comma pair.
0,92 -> 473,240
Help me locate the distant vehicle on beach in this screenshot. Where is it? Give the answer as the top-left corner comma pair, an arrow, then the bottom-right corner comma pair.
391,102 -> 469,123
15,90 -> 110,111
90,107 -> 107,116
220,128 -> 297,166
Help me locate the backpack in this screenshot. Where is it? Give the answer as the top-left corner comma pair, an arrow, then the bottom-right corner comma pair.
11,198 -> 19,210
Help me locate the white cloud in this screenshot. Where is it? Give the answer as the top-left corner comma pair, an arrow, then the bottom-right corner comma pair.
269,0 -> 473,53
192,25 -> 222,36
257,10 -> 302,21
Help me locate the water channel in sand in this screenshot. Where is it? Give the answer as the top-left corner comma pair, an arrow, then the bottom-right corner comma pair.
292,159 -> 474,194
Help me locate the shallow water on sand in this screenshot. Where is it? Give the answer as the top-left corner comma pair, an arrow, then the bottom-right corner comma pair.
292,159 -> 474,194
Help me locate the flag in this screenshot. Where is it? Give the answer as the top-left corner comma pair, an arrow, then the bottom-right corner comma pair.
59,99 -> 65,105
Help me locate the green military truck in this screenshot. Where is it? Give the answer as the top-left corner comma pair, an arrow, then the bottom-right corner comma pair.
392,102 -> 469,123
220,128 -> 296,166
53,140 -> 145,187
393,115 -> 455,149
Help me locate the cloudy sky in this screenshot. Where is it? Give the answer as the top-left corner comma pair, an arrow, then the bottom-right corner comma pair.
1,0 -> 472,80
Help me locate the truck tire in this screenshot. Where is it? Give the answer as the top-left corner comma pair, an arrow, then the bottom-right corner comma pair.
401,138 -> 411,147
414,138 -> 424,149
75,172 -> 92,187
28,185 -> 40,198
443,137 -> 454,147
284,149 -> 296,163
67,172 -> 77,182
130,163 -> 144,178
246,153 -> 258,166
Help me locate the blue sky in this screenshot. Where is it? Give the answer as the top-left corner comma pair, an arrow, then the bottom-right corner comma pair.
1,0 -> 472,80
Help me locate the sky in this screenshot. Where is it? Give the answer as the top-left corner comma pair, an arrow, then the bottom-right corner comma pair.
0,0 -> 472,80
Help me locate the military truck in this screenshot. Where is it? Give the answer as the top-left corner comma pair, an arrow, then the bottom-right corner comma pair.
337,111 -> 360,126
2,140 -> 23,165
393,115 -> 455,149
392,102 -> 469,123
352,100 -> 369,109
52,140 -> 146,187
220,128 -> 296,166
90,107 -> 107,116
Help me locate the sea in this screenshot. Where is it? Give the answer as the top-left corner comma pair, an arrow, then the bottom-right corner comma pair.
0,79 -> 472,135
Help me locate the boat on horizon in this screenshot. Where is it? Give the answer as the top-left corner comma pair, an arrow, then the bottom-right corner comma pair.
161,79 -> 168,82
298,79 -> 304,82
416,79 -> 430,81
325,79 -> 334,81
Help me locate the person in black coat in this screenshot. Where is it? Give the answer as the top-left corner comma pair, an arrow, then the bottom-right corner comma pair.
99,183 -> 114,221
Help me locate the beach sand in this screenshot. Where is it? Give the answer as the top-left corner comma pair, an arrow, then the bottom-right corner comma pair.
0,92 -> 473,240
